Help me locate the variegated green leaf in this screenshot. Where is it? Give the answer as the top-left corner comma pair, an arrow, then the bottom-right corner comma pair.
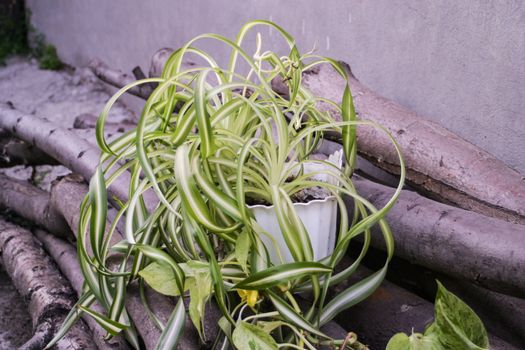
235,229 -> 251,271
320,267 -> 387,326
235,262 -> 331,290
155,298 -> 186,350
79,306 -> 128,336
232,321 -> 278,350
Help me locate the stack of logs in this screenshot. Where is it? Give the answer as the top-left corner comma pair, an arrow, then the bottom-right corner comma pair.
0,49 -> 523,349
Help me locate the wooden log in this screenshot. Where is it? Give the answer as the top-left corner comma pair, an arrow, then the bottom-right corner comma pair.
0,173 -> 71,237
0,103 -> 130,202
353,176 -> 525,297
401,267 -> 525,347
149,48 -> 174,78
2,167 -> 518,348
0,171 -> 172,348
0,218 -> 96,350
331,263 -> 518,350
331,264 -> 433,349
0,136 -> 58,167
88,58 -> 152,99
272,63 -> 525,224
73,112 -> 135,131
90,51 -> 196,99
1,173 -> 364,348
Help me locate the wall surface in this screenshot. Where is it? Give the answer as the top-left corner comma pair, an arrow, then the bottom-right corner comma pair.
26,0 -> 525,173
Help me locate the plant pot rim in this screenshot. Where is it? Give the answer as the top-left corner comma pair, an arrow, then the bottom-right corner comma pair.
247,195 -> 335,210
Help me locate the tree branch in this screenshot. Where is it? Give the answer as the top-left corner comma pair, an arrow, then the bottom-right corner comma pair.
88,58 -> 151,99
0,137 -> 58,167
353,176 -> 525,297
0,173 -> 71,237
0,218 -> 96,350
272,63 -> 525,224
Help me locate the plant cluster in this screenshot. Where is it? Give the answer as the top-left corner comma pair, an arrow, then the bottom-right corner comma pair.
51,21 -> 407,349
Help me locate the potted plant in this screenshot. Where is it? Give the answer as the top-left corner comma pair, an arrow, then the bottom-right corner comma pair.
50,20 -> 405,349
250,149 -> 343,264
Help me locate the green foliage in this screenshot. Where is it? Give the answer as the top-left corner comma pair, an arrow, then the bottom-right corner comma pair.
232,321 -> 279,350
0,2 -> 63,70
386,281 -> 489,350
52,20 -> 407,349
0,0 -> 28,64
139,262 -> 182,296
36,43 -> 63,70
235,228 -> 251,271
187,261 -> 213,338
29,28 -> 63,70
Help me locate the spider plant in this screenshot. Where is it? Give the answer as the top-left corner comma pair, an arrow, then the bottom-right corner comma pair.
49,20 -> 405,350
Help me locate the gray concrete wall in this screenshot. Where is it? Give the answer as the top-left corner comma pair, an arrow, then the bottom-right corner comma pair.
26,0 -> 525,173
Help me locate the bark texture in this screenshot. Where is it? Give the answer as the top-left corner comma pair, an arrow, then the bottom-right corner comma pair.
272,63 -> 525,224
0,103 -> 99,182
0,103 -> 130,203
90,51 -> 196,100
358,246 -> 525,348
89,58 -> 152,99
149,48 -> 175,78
73,112 -> 135,131
1,136 -> 58,167
404,270 -> 525,348
353,176 -> 525,297
0,173 -> 71,237
0,172 -> 173,348
0,218 -> 96,350
1,65 -> 521,347
50,176 -> 181,347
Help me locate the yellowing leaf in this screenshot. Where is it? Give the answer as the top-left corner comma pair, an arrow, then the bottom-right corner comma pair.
139,262 -> 182,296
187,264 -> 212,340
386,333 -> 410,350
235,229 -> 251,271
232,321 -> 278,350
386,332 -> 441,350
257,321 -> 283,334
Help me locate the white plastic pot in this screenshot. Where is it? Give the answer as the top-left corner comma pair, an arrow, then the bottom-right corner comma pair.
248,150 -> 343,264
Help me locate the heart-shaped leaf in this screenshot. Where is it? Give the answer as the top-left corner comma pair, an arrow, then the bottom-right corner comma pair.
232,321 -> 278,350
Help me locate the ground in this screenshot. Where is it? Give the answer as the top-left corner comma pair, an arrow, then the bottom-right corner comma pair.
0,268 -> 31,349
